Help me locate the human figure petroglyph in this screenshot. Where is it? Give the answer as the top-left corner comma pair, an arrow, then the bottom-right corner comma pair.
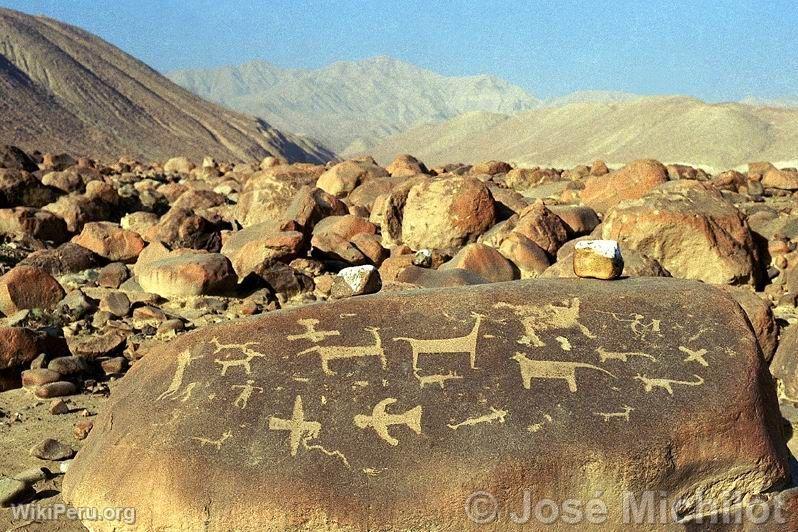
511,352 -> 616,392
192,430 -> 232,451
393,312 -> 484,371
354,398 -> 422,446
157,349 -> 201,401
269,395 -> 321,456
596,347 -> 656,363
634,374 -> 705,395
447,407 -> 507,430
287,318 -> 341,343
494,298 -> 595,347
415,370 -> 463,389
594,405 -> 634,422
211,338 -> 267,376
679,346 -> 708,366
297,326 -> 386,376
231,380 -> 264,409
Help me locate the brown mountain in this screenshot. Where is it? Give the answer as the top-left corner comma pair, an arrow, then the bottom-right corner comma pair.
0,8 -> 334,163
363,96 -> 798,171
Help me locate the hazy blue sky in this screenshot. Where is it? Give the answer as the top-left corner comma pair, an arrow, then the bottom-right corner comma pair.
4,0 -> 797,100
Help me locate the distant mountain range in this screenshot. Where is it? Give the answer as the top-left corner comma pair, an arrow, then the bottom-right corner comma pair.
0,8 -> 333,163
168,56 -> 541,153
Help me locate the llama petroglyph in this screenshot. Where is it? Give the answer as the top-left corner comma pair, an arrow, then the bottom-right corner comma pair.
679,346 -> 709,366
598,311 -> 662,341
596,347 -> 656,363
231,380 -> 264,409
634,374 -> 705,395
393,312 -> 484,371
354,398 -> 422,446
447,407 -> 507,430
594,405 -> 634,422
157,349 -> 201,401
211,338 -> 267,376
297,326 -> 386,376
414,370 -> 463,389
287,318 -> 340,343
494,298 -> 595,347
192,430 -> 232,451
269,395 -> 322,456
512,352 -> 616,392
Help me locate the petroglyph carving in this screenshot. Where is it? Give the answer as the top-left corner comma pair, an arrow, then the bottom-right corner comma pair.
512,352 -> 616,392
297,326 -> 386,376
594,405 -> 634,422
231,380 -> 264,409
269,395 -> 321,456
157,349 -> 201,401
192,430 -> 232,451
494,298 -> 595,347
447,407 -> 507,430
414,370 -> 463,389
679,346 -> 708,366
287,318 -> 340,343
393,312 -> 484,370
211,338 -> 267,376
634,374 -> 705,395
527,414 -> 553,433
596,347 -> 656,363
689,327 -> 710,342
556,336 -> 572,351
354,398 -> 422,446
599,311 -> 662,341
303,441 -> 350,468
176,382 -> 196,402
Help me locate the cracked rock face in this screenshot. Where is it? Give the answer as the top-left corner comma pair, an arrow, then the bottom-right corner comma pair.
62,278 -> 788,530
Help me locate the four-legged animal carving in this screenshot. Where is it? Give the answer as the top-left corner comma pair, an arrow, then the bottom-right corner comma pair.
511,352 -> 616,392
393,313 -> 484,370
298,327 -> 386,375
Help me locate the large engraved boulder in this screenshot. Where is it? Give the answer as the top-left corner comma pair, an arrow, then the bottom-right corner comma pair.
62,278 -> 788,530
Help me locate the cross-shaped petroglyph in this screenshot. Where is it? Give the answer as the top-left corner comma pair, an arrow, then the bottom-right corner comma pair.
231,380 -> 264,409
269,395 -> 349,467
634,374 -> 705,395
494,298 -> 595,347
287,318 -> 341,343
447,407 -> 507,430
414,370 -> 463,389
211,338 -> 267,376
596,347 -> 656,363
512,352 -> 616,392
393,312 -> 484,371
157,349 -> 202,401
679,346 -> 708,366
594,405 -> 634,422
598,312 -> 662,341
297,326 -> 386,376
192,430 -> 232,451
354,398 -> 422,446
527,414 -> 553,433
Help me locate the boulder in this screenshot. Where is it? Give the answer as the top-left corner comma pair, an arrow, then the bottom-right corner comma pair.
0,265 -> 65,315
497,233 -> 550,278
386,154 -> 428,177
573,240 -> 624,280
163,157 -> 195,175
0,169 -> 60,208
0,207 -> 69,243
762,168 -> 798,191
771,325 -> 798,399
20,243 -> 101,277
439,243 -> 516,283
281,186 -> 348,233
0,327 -> 40,370
137,250 -> 237,298
72,222 -> 145,263
0,145 -> 37,172
548,205 -> 601,236
471,160 -> 512,175
581,159 -> 669,213
235,170 -> 318,227
512,200 -> 570,256
316,159 -> 389,198
719,287 -> 778,363
221,225 -> 305,278
602,182 -> 762,286
402,176 -> 495,250
63,278 -> 788,530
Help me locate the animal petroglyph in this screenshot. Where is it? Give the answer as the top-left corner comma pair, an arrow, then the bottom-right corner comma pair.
414,370 -> 463,389
634,374 -> 705,395
600,312 -> 662,341
192,430 -> 232,451
303,441 -> 350,468
231,380 -> 264,409
176,382 -> 196,402
287,318 -> 341,343
447,407 -> 507,430
596,347 -> 656,363
689,327 -> 710,342
679,346 -> 709,367
269,395 -> 321,457
393,312 -> 484,371
527,414 -> 553,433
555,336 -> 572,351
211,338 -> 267,376
297,326 -> 386,376
157,349 -> 201,401
594,405 -> 634,422
494,298 -> 595,347
512,352 -> 616,392
354,398 -> 422,446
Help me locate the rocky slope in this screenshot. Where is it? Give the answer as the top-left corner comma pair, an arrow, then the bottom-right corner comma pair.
168,56 -> 541,153
357,95 -> 798,170
0,8 -> 334,164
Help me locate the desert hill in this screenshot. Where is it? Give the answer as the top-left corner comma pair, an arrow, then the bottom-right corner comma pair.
363,95 -> 798,170
168,56 -> 540,153
0,8 -> 334,163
